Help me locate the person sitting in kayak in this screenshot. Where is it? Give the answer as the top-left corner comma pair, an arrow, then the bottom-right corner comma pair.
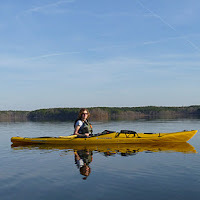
74,108 -> 93,138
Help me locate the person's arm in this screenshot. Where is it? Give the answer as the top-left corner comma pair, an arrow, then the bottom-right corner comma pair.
74,151 -> 80,160
74,125 -> 81,135
74,126 -> 89,137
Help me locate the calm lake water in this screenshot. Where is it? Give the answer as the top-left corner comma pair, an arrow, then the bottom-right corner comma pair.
0,119 -> 200,200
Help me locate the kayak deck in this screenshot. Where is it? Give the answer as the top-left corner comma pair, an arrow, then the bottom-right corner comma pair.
11,130 -> 197,145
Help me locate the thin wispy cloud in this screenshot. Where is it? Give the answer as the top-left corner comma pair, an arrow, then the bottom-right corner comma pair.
26,51 -> 80,60
143,34 -> 200,46
160,53 -> 200,59
142,36 -> 187,45
76,10 -> 156,18
137,0 -> 177,32
78,56 -> 200,72
19,1 -> 156,18
22,0 -> 75,15
87,35 -> 190,52
137,0 -> 200,52
91,12 -> 155,18
0,51 -> 80,69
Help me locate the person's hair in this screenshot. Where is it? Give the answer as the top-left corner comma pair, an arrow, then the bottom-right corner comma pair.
78,108 -> 90,119
80,165 -> 91,180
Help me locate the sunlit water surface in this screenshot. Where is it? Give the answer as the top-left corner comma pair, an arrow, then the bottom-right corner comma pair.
0,119 -> 200,200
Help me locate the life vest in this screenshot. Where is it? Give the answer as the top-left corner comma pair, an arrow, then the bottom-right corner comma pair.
74,119 -> 93,134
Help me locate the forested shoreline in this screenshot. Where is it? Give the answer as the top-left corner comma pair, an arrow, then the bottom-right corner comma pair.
1,106 -> 200,122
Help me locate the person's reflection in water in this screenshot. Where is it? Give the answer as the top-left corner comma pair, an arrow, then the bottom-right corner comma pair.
74,150 -> 93,180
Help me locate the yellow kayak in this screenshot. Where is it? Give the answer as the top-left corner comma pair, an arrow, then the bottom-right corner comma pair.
11,130 -> 197,145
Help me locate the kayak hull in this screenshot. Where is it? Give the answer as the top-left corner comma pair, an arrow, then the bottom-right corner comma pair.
11,130 -> 197,145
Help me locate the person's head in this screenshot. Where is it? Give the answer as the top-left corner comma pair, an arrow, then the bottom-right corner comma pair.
80,164 -> 91,180
78,108 -> 90,121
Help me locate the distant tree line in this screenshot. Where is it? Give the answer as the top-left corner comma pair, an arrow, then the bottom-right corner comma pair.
0,111 -> 29,122
1,106 -> 200,122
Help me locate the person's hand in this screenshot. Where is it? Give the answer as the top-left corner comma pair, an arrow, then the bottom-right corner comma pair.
85,133 -> 90,137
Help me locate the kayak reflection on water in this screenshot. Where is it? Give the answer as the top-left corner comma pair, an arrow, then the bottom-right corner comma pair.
11,142 -> 197,155
74,150 -> 93,180
11,142 -> 197,179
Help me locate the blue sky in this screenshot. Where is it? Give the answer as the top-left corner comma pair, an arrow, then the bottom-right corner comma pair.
0,0 -> 200,110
